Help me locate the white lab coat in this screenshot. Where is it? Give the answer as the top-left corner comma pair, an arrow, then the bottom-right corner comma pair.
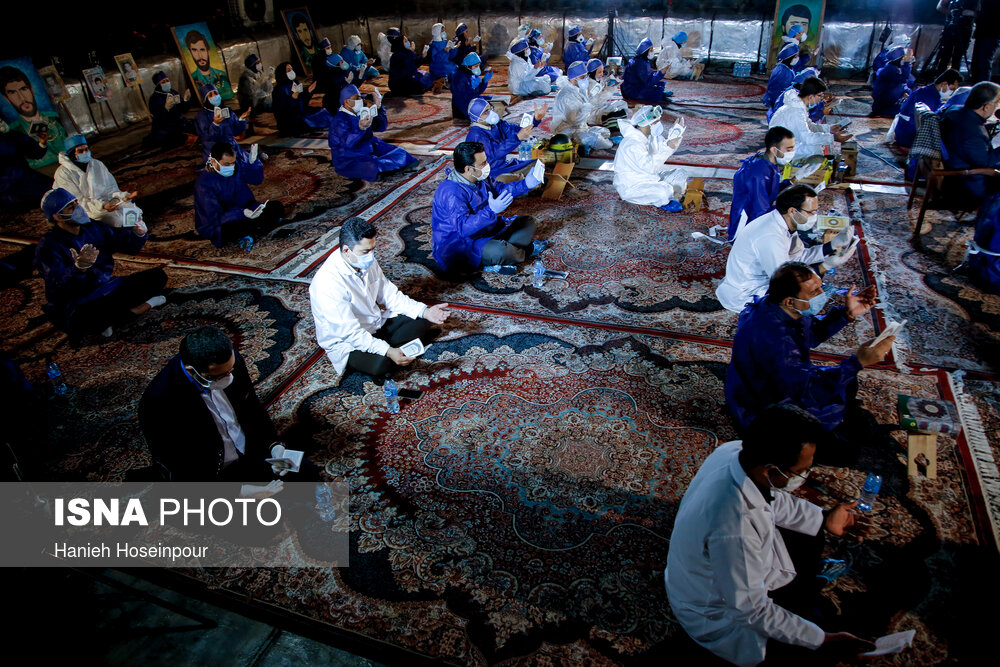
656,41 -> 694,79
769,90 -> 834,158
550,78 -> 613,149
309,249 -> 427,378
506,52 -> 551,97
715,209 -> 826,312
53,153 -> 141,228
665,442 -> 826,667
377,33 -> 392,71
585,78 -> 628,123
612,121 -> 688,206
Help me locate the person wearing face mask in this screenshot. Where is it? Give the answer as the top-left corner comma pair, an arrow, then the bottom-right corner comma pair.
551,61 -> 614,151
940,81 -> 1000,206
871,46 -> 914,118
194,83 -> 250,164
583,59 -> 628,126
140,326 -> 320,483
319,54 -> 355,111
666,403 -> 876,667
428,22 -> 458,81
387,30 -> 434,96
763,43 -> 800,108
341,34 -> 380,82
465,97 -> 546,176
53,135 -> 143,229
507,39 -> 552,97
621,39 -> 673,104
655,31 -> 696,80
310,217 -> 450,383
451,23 -> 481,69
194,142 -> 286,247
431,141 -> 547,275
888,69 -> 962,147
451,53 -> 492,119
728,127 -> 797,242
527,28 -> 561,83
767,68 -> 829,125
562,26 -> 594,67
613,105 -> 688,211
146,70 -> 193,149
0,124 -> 52,212
717,184 -> 859,312
726,261 -> 892,466
237,54 -> 273,113
35,187 -> 167,343
328,84 -> 417,181
769,77 -> 851,158
271,62 -> 331,136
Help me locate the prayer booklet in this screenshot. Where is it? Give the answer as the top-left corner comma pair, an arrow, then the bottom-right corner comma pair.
401,338 -> 429,358
266,445 -> 304,473
861,629 -> 916,657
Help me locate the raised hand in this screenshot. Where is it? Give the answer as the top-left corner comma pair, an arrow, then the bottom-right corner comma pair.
70,243 -> 99,269
487,190 -> 514,214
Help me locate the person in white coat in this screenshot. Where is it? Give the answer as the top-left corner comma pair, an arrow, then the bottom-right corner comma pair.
656,31 -> 696,80
665,403 -> 874,666
551,61 -> 614,150
53,134 -> 142,228
309,216 -> 450,383
584,59 -> 628,126
716,184 -> 858,313
507,39 -> 551,97
376,32 -> 393,72
769,77 -> 852,158
612,105 -> 688,211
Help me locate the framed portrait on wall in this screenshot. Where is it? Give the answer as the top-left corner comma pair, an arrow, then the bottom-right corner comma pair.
114,54 -> 142,87
767,1 -> 827,71
83,66 -> 113,102
38,65 -> 70,103
170,21 -> 234,102
281,7 -> 319,75
0,56 -> 69,168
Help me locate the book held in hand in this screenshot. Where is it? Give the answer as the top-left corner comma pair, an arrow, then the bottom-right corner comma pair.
266,445 -> 304,473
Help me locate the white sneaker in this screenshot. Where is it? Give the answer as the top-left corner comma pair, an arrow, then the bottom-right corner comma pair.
101,326 -> 114,337
145,295 -> 167,308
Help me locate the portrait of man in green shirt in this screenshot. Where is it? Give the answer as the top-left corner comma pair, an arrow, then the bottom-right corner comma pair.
184,28 -> 234,101
0,64 -> 67,169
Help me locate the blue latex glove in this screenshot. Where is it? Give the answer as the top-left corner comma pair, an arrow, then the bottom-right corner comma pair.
487,190 -> 514,214
484,71 -> 494,85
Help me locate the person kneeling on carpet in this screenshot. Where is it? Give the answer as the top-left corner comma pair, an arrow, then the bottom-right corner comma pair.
54,134 -> 143,229
271,62 -> 333,136
431,141 -> 547,276
727,126 -> 796,242
465,97 -> 546,177
328,84 -> 418,182
194,83 -> 250,164
310,217 -> 450,384
551,61 -> 614,152
140,325 -> 320,484
621,39 -> 674,104
725,261 -> 894,466
35,187 -> 167,343
613,105 -> 687,212
666,403 -> 875,666
194,142 -> 286,248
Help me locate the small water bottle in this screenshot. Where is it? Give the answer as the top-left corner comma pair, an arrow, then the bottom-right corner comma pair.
314,484 -> 335,522
384,378 -> 400,414
519,141 -> 532,161
857,472 -> 882,512
238,235 -> 254,252
47,361 -> 67,396
533,259 -> 545,288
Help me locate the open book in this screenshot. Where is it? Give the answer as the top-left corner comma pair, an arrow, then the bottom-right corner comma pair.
266,445 -> 304,473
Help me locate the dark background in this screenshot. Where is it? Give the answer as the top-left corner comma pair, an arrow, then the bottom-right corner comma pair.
3,1 -> 943,74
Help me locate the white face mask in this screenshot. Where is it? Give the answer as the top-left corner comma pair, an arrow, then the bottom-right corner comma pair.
482,110 -> 499,125
351,99 -> 365,114
939,87 -> 954,101
649,121 -> 664,137
287,70 -> 296,81
577,78 -> 589,90
188,366 -> 234,391
775,147 -> 796,165
771,467 -> 809,493
473,162 -> 491,181
794,207 -> 818,231
325,48 -> 333,56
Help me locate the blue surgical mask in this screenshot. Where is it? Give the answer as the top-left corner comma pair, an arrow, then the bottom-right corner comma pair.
340,61 -> 350,70
404,40 -> 410,49
472,67 -> 482,76
161,82 -> 172,92
61,205 -> 90,225
75,151 -> 91,164
350,249 -> 375,270
217,163 -> 235,177
208,94 -> 222,107
791,290 -> 830,317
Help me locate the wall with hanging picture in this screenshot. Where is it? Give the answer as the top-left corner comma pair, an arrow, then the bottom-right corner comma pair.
0,56 -> 68,168
170,21 -> 234,103
767,0 -> 826,71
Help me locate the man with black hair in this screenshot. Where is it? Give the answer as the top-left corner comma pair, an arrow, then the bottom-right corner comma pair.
728,126 -> 796,241
889,69 -> 962,147
185,29 -> 233,99
193,141 -> 285,247
769,77 -> 851,157
717,184 -> 859,312
291,13 -> 318,74
666,403 -> 874,666
140,326 -> 314,484
780,4 -> 812,40
940,80 -> 1000,205
726,261 -> 893,464
310,217 -> 450,382
431,141 -> 546,275
0,65 -> 67,168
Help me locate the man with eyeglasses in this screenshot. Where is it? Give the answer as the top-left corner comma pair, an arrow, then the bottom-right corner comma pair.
666,403 -> 875,666
717,184 -> 858,313
140,325 -> 317,484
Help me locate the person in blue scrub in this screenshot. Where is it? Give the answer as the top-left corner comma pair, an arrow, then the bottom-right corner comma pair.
527,28 -> 561,83
271,62 -> 333,136
763,43 -> 800,108
785,25 -> 813,73
968,192 -> 1000,294
728,126 -> 796,241
767,67 -> 826,124
452,24 -> 478,67
451,53 -> 492,119
318,54 -> 355,111
621,38 -> 673,103
563,26 -> 593,67
387,31 -> 433,96
465,97 -> 546,176
147,71 -> 193,149
327,84 -> 418,182
890,69 -> 961,148
871,46 -> 914,118
428,22 -> 458,81
0,129 -> 52,211
194,83 -> 249,164
340,34 -> 379,82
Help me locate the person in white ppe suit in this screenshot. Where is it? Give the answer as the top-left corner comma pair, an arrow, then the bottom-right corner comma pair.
376,32 -> 393,73
507,39 -> 552,97
584,59 -> 628,126
551,61 -> 614,150
656,31 -> 696,80
613,105 -> 688,211
716,183 -> 859,313
53,134 -> 142,228
769,77 -> 852,158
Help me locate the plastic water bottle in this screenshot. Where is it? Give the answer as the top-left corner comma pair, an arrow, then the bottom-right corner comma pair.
518,141 -> 532,161
314,484 -> 335,522
238,235 -> 254,252
857,472 -> 882,512
533,259 -> 545,288
47,361 -> 67,396
384,378 -> 400,414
